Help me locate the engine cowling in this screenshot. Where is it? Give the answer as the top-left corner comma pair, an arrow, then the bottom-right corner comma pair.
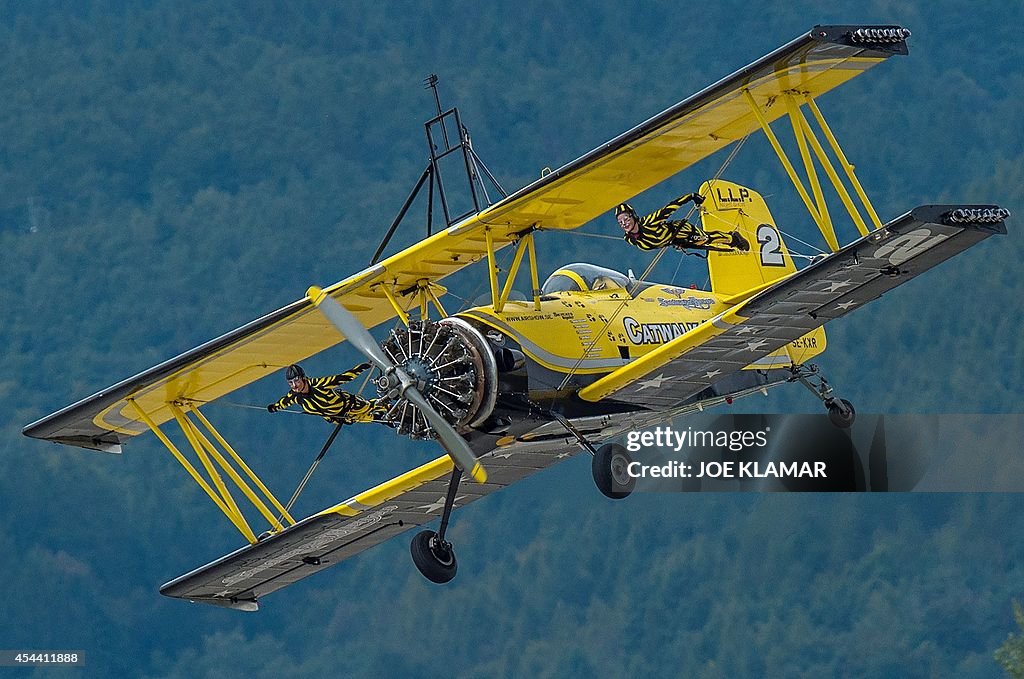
375,318 -> 497,439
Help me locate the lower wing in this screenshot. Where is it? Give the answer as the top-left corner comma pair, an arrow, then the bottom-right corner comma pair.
579,205 -> 1008,407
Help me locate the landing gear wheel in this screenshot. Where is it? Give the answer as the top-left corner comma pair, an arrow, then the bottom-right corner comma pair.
592,443 -> 635,499
410,530 -> 458,584
827,398 -> 856,429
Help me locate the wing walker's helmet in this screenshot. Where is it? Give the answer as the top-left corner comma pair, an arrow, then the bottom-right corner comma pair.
615,203 -> 638,220
285,364 -> 305,380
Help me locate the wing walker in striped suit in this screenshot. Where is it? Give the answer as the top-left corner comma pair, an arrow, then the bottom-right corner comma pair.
616,191 -> 750,252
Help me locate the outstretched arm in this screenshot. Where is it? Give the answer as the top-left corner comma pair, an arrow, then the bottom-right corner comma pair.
645,191 -> 704,224
318,362 -> 373,388
267,391 -> 298,412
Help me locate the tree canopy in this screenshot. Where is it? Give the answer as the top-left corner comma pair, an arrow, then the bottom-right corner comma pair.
2,2 -> 1022,676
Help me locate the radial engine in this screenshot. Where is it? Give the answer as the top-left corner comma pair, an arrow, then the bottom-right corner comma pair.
374,318 -> 504,439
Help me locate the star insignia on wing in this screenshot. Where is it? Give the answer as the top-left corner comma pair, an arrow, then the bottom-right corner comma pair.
835,300 -> 858,311
417,495 -> 466,513
745,339 -> 768,351
703,369 -> 722,379
636,373 -> 673,391
824,279 -> 854,293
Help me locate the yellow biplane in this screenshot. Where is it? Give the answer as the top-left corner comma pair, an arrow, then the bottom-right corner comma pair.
24,25 -> 1009,610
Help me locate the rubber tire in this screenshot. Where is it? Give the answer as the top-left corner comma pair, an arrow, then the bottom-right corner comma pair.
828,398 -> 856,429
592,443 -> 635,499
410,530 -> 458,584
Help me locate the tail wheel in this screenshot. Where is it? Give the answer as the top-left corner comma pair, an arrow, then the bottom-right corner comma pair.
592,443 -> 635,499
410,530 -> 458,584
827,398 -> 856,429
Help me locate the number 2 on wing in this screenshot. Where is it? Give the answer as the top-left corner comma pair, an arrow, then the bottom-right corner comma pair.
874,228 -> 949,265
757,224 -> 785,267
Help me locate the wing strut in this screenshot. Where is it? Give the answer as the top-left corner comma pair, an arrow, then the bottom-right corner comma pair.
486,229 -> 542,312
743,86 -> 887,251
128,399 -> 296,544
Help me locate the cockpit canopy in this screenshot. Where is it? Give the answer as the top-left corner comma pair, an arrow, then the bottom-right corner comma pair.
541,263 -> 632,294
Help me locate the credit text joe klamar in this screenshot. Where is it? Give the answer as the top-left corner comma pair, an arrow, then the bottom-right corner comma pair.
623,426 -> 827,479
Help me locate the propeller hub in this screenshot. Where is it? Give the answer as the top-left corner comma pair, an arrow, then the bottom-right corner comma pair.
401,357 -> 436,394
375,318 -> 497,440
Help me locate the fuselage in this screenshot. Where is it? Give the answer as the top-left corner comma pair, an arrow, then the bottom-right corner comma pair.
455,262 -> 824,399
376,262 -> 827,452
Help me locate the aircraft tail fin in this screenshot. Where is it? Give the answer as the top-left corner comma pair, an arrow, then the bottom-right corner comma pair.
701,179 -> 798,298
700,179 -> 825,366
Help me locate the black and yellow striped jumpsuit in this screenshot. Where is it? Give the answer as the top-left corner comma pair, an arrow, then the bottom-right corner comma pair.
269,364 -> 387,424
623,193 -> 737,252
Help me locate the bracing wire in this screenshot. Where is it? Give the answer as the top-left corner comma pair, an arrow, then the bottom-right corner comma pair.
702,206 -> 828,260
558,231 -> 629,242
553,134 -> 752,393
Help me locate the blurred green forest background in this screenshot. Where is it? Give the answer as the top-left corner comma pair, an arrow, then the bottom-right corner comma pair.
2,1 -> 1022,676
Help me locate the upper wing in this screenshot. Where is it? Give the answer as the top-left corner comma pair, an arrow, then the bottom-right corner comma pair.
24,25 -> 908,451
579,206 -> 1008,406
477,24 -> 909,231
21,209 -> 531,450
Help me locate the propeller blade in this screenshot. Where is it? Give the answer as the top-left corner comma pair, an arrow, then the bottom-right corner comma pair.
307,286 -> 487,484
403,384 -> 487,484
307,286 -> 394,371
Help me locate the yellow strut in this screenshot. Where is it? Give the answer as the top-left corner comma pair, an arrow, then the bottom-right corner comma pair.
485,228 -> 500,311
418,287 -> 428,319
424,283 -> 448,318
526,232 -> 541,311
128,399 -> 252,540
785,94 -> 839,251
806,97 -> 883,231
497,236 -> 531,312
187,406 -> 294,529
414,280 -> 449,320
744,89 -> 833,251
790,99 -> 871,237
379,283 -> 410,327
488,230 -> 542,313
189,407 -> 294,526
170,404 -> 256,543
